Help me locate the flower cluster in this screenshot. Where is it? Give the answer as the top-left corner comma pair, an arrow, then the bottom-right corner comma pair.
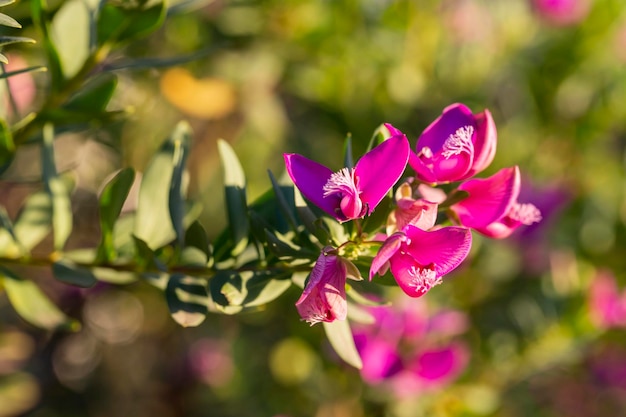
284,103 -> 542,325
352,298 -> 469,397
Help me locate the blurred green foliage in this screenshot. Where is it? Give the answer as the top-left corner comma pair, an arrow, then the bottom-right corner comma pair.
0,0 -> 626,416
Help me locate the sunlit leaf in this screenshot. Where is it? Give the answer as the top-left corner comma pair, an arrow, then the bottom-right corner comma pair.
168,121 -> 191,247
0,65 -> 47,80
42,124 -> 72,250
52,260 -> 97,288
217,139 -> 249,256
50,0 -> 90,77
166,273 -> 208,327
0,12 -> 19,28
1,267 -> 78,330
323,319 -> 363,369
134,124 -> 182,249
91,267 -> 138,284
96,167 -> 135,261
0,36 -> 35,47
13,192 -> 51,252
184,220 -> 211,261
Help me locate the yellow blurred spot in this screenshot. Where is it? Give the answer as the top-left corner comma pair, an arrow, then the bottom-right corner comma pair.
269,338 -> 316,385
160,68 -> 237,119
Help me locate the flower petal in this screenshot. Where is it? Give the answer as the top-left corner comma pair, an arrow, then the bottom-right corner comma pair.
284,153 -> 342,220
452,166 -> 520,229
370,232 -> 404,280
465,108 -> 497,178
355,132 -> 410,213
403,225 -> 472,277
295,248 -> 347,325
417,103 -> 476,153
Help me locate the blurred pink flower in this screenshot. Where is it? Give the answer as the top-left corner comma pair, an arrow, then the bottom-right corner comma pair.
2,55 -> 36,118
589,270 -> 626,329
531,0 -> 591,26
352,298 -> 469,397
188,338 -> 234,387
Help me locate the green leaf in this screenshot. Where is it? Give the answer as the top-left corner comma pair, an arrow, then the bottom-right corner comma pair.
97,167 -> 135,261
13,191 -> 52,252
0,1 -> 16,8
131,235 -> 160,270
50,0 -> 91,77
168,121 -> 191,247
323,319 -> 363,369
267,170 -> 298,233
31,0 -> 65,91
52,260 -> 97,287
42,124 -> 72,250
264,229 -> 307,259
217,139 -> 249,256
97,0 -> 166,45
0,65 -> 47,80
134,124 -> 184,249
166,273 -> 208,327
64,73 -> 118,113
0,12 -> 20,28
1,267 -> 79,330
185,220 -> 211,261
91,267 -> 138,284
0,36 -> 35,47
210,270 -> 291,313
294,187 -> 330,245
0,118 -> 14,175
241,271 -> 292,308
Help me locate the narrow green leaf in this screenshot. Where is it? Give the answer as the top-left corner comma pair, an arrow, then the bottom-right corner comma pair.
97,0 -> 166,45
0,36 -> 35,47
0,65 -> 47,80
0,12 -> 20,28
1,267 -> 78,330
134,126 -> 180,249
242,271 -> 292,307
0,118 -> 14,175
217,139 -> 249,256
97,167 -> 135,261
131,235 -> 159,270
64,73 -> 118,113
168,121 -> 191,247
31,0 -> 65,91
268,170 -> 298,232
166,273 -> 208,327
13,191 -> 52,252
51,0 -> 90,78
52,260 -> 97,287
323,319 -> 363,369
101,47 -> 217,71
42,124 -> 72,250
294,187 -> 330,245
91,267 -> 138,284
264,229 -> 307,259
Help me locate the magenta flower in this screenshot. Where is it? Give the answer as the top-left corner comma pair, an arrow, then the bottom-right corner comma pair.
352,298 -> 469,395
450,166 -> 542,239
409,103 -> 497,184
589,270 -> 626,329
532,0 -> 591,26
386,181 -> 439,234
284,127 -> 410,222
295,246 -> 353,325
370,225 -> 472,297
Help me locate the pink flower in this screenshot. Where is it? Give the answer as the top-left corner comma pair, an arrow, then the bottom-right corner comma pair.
284,127 -> 410,222
589,270 -> 626,329
295,247 -> 355,325
370,225 -> 472,297
450,166 -> 542,239
352,298 -> 470,396
386,181 -> 439,235
408,103 -> 497,184
532,0 -> 591,26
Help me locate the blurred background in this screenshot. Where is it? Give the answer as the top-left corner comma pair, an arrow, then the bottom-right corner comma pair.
2,0 -> 626,415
